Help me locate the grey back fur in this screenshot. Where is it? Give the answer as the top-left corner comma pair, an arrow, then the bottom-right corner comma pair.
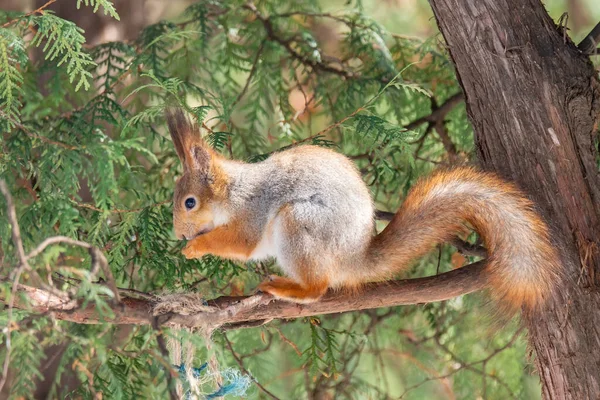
217,145 -> 374,286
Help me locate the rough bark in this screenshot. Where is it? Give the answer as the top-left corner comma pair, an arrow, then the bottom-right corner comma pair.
428,0 -> 600,398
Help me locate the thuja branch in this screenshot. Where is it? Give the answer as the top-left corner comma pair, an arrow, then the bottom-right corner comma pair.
244,2 -> 357,80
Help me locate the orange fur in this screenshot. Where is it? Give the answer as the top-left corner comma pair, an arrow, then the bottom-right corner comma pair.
258,275 -> 329,303
182,220 -> 257,261
367,168 -> 561,313
168,109 -> 560,313
210,160 -> 230,200
256,204 -> 332,302
182,207 -> 213,228
168,109 -> 231,240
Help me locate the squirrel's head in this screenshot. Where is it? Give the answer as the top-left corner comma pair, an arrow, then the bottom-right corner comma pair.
166,109 -> 227,240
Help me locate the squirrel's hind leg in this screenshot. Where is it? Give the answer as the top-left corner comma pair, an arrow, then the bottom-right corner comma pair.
257,275 -> 328,303
258,202 -> 332,303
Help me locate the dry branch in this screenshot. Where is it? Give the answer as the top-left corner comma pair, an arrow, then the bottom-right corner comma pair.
578,21 -> 600,55
0,261 -> 488,329
404,92 -> 464,132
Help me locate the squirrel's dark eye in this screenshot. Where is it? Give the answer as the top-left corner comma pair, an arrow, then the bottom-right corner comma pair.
184,197 -> 196,210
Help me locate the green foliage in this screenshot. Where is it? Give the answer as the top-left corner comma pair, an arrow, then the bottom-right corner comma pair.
303,318 -> 341,378
77,0 -> 120,19
29,13 -> 95,91
0,0 -> 541,398
3,323 -> 45,397
0,28 -> 26,128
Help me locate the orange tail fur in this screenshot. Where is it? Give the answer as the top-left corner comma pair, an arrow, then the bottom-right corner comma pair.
367,168 -> 561,312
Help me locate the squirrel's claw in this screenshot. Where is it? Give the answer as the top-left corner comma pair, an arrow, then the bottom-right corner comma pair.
256,275 -> 279,294
182,241 -> 203,259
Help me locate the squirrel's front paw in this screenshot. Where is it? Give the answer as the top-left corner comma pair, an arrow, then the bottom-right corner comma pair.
182,241 -> 204,259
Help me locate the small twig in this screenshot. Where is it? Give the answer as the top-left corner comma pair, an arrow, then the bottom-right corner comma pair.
72,359 -> 101,399
26,236 -> 91,260
450,238 -> 487,258
272,11 -> 357,25
578,21 -> 600,55
70,199 -> 170,214
243,3 -> 357,80
269,325 -> 302,357
0,180 -> 27,264
434,118 -> 458,159
415,155 -> 442,165
7,117 -> 79,150
152,318 -> 179,400
557,13 -> 569,44
90,247 -> 121,304
1,0 -> 58,28
375,209 -> 395,221
53,272 -> 157,301
25,236 -> 122,302
224,334 -> 282,400
232,39 -> 266,108
404,92 -> 464,132
221,319 -> 271,330
0,179 -> 30,392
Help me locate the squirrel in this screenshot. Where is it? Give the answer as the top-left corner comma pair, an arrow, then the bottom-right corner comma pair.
167,109 -> 561,312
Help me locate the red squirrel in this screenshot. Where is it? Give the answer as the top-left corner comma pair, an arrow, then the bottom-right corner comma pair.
167,109 -> 560,312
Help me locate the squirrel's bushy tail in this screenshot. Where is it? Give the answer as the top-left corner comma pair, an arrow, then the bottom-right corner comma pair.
366,167 -> 561,312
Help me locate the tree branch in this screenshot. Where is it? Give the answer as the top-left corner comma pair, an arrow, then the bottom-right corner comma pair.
578,21 -> 600,55
404,92 -> 464,132
152,318 -> 179,400
0,261 -> 488,329
0,0 -> 58,28
243,3 -> 358,80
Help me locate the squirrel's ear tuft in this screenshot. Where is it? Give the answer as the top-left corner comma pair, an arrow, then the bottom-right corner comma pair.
165,108 -> 211,173
166,108 -> 189,165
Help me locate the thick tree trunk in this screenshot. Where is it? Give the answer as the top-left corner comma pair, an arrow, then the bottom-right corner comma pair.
428,0 -> 600,398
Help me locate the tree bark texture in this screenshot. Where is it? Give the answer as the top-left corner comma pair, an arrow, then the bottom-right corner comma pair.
428,0 -> 600,398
